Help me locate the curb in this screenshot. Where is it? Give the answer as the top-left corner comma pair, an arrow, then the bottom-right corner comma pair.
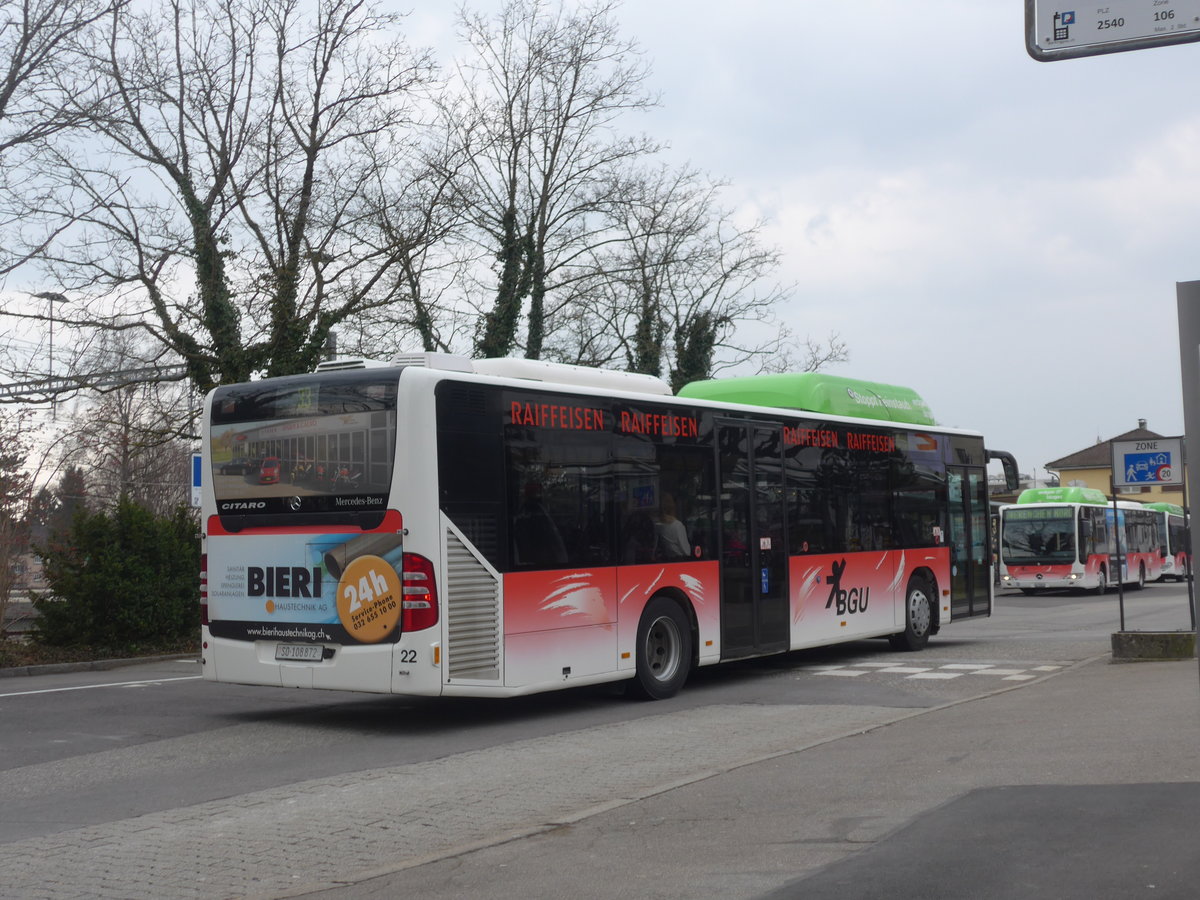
0,653 -> 200,679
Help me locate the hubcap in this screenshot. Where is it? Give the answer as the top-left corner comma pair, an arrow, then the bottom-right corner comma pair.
909,588 -> 931,636
644,615 -> 683,682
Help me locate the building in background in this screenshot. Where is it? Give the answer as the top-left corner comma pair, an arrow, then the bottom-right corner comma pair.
1046,419 -> 1185,503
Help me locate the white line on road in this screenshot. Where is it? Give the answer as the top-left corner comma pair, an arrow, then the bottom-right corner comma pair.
0,676 -> 202,698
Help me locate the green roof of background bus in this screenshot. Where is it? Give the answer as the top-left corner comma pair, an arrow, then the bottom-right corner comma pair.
1144,501 -> 1185,515
1016,486 -> 1109,506
675,373 -> 937,426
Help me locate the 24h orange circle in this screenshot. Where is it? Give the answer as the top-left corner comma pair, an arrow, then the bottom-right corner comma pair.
335,554 -> 402,643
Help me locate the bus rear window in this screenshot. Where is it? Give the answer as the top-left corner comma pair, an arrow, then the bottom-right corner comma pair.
209,371 -> 398,527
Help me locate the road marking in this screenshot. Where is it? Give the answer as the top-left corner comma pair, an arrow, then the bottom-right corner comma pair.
0,676 -> 201,698
941,664 -> 995,670
800,661 -> 1067,683
909,672 -> 963,680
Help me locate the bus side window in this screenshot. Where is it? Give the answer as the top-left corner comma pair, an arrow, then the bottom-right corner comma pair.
513,481 -> 568,567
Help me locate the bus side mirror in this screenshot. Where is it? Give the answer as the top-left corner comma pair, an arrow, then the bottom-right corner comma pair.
987,450 -> 1020,493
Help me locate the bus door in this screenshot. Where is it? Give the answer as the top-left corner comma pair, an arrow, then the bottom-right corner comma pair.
947,465 -> 990,618
716,421 -> 790,658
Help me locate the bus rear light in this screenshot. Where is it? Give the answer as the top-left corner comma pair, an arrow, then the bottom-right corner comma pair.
200,553 -> 209,626
401,553 -> 439,632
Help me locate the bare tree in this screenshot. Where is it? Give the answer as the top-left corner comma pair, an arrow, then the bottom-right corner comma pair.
447,0 -> 659,360
0,0 -> 123,276
340,132 -> 477,358
61,383 -> 194,515
1,0 -> 845,403
3,0 -> 442,394
570,164 -> 848,390
47,329 -> 198,512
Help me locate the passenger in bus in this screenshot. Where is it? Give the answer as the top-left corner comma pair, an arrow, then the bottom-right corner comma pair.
514,482 -> 568,566
655,494 -> 691,560
623,511 -> 660,564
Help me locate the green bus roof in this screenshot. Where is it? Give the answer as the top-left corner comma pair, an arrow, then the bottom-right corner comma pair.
1016,487 -> 1109,506
676,373 -> 936,426
1144,502 -> 1185,516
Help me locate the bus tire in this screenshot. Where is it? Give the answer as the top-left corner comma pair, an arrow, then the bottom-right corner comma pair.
628,597 -> 692,701
1094,567 -> 1107,596
1134,564 -> 1146,590
889,576 -> 934,652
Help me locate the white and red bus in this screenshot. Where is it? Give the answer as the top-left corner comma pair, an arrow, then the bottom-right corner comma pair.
200,355 -> 1018,700
999,487 -> 1163,594
1145,502 -> 1190,582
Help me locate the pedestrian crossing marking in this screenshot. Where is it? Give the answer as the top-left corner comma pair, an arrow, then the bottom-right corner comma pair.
808,662 -> 1063,682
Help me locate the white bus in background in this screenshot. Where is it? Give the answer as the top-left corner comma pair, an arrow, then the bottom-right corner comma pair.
1145,502 -> 1190,582
1000,487 -> 1163,594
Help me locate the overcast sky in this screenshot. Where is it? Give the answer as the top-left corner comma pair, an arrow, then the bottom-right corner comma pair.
415,0 -> 1198,479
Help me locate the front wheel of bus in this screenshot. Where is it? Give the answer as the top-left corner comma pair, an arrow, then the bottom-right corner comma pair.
1094,567 -> 1107,596
1134,564 -> 1146,590
629,597 -> 692,701
889,577 -> 934,652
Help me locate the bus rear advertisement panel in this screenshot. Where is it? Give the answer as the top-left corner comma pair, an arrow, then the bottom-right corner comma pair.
202,361 -> 1007,700
205,513 -> 405,647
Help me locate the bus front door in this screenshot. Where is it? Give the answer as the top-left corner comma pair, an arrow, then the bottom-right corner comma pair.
717,421 -> 790,659
947,465 -> 991,618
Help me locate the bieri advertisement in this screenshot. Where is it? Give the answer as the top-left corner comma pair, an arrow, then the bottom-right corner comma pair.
206,517 -> 404,645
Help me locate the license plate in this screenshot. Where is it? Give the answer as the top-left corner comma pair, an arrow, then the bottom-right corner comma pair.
275,643 -> 323,662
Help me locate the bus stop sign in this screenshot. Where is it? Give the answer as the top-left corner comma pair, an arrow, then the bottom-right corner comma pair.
192,452 -> 202,508
1026,0 -> 1200,61
1110,437 -> 1184,487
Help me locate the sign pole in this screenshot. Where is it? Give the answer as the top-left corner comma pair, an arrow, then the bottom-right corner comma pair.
1109,434 -> 1187,633
1184,438 -> 1196,630
1174,281 -> 1200,688
1110,482 -> 1126,631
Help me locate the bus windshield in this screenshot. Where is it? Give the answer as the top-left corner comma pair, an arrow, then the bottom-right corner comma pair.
1002,509 -> 1077,564
208,370 -> 398,526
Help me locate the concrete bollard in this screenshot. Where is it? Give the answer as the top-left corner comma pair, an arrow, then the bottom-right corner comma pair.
1110,631 -> 1197,661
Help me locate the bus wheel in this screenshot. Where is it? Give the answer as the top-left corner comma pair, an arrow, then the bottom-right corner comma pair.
629,597 -> 692,701
1134,564 -> 1146,590
889,576 -> 933,652
1094,567 -> 1107,596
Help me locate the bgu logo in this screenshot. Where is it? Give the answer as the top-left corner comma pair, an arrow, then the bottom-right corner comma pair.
824,558 -> 870,615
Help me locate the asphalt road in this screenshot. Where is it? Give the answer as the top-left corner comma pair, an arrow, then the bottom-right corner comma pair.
0,582 -> 1196,898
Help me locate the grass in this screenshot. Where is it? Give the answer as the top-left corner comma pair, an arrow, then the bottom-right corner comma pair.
0,636 -> 199,670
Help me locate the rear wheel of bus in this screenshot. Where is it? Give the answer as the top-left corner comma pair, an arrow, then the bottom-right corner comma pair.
1133,563 -> 1146,590
629,597 -> 692,700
